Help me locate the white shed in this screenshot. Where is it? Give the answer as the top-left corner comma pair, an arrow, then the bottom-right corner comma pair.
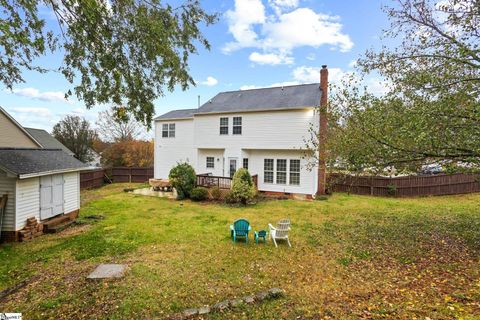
0,148 -> 87,241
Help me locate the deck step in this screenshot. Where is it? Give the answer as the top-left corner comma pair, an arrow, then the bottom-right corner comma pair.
44,220 -> 75,234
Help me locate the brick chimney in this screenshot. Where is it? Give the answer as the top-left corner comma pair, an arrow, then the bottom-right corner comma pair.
317,65 -> 328,195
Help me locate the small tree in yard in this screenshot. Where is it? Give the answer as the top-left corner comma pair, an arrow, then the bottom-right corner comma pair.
168,163 -> 196,200
227,168 -> 256,205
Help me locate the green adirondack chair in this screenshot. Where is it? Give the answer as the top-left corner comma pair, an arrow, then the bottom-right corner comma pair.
230,219 -> 251,243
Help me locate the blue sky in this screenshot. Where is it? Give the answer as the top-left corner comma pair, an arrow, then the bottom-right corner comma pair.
0,0 -> 390,133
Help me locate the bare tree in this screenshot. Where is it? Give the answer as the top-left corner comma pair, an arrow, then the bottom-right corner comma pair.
96,107 -> 147,142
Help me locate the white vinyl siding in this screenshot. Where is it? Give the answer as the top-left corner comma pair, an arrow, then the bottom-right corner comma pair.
0,171 -> 16,231
64,172 -> 80,213
15,177 -> 40,230
194,109 -> 317,150
154,119 -> 196,179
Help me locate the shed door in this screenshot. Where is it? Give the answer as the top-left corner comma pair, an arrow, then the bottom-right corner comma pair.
40,174 -> 64,220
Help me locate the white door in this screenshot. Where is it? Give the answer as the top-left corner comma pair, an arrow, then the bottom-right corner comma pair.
40,174 -> 64,220
228,158 -> 238,178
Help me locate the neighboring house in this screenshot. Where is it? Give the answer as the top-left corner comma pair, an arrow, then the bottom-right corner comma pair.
0,107 -> 88,242
154,67 -> 329,198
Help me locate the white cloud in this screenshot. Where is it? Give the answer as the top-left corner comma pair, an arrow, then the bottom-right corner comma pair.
11,107 -> 53,118
224,1 -> 353,65
224,0 -> 266,53
306,53 -> 316,61
240,85 -> 261,90
11,87 -> 69,103
71,107 -> 86,115
292,66 -> 347,84
249,51 -> 294,65
200,76 -> 219,86
268,0 -> 299,14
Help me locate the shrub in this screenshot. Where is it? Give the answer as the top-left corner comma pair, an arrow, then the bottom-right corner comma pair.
190,187 -> 208,201
168,162 -> 196,200
211,186 -> 222,201
227,168 -> 256,205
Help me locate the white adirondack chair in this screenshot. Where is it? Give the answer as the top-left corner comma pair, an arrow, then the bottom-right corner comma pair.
268,219 -> 291,247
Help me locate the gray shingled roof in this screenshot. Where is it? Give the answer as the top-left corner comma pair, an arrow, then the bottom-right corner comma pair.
154,83 -> 321,120
154,108 -> 197,120
197,83 -> 321,114
0,148 -> 88,178
24,128 -> 75,156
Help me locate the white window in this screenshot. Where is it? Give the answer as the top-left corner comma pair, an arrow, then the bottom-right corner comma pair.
233,116 -> 242,135
220,117 -> 228,135
206,157 -> 215,169
243,158 -> 248,170
276,159 -> 287,184
162,123 -> 175,138
264,159 -> 274,183
289,159 -> 300,185
162,124 -> 169,138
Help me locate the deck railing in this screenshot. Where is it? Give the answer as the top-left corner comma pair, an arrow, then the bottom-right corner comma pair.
196,174 -> 232,189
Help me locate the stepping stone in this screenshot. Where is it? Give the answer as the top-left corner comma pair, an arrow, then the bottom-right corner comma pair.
87,264 -> 126,279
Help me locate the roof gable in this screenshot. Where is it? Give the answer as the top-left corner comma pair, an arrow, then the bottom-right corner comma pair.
0,107 -> 42,148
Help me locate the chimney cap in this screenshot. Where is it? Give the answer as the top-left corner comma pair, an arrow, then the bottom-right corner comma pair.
322,65 -> 327,69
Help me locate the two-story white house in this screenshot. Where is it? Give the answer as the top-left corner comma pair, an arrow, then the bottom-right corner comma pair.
154,67 -> 329,198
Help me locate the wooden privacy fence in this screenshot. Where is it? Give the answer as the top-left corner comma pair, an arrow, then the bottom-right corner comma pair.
80,167 -> 154,189
111,167 -> 154,183
329,173 -> 480,197
80,169 -> 105,189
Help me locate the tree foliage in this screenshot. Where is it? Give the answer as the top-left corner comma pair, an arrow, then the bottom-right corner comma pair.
101,140 -> 153,167
96,106 -> 146,142
52,115 -> 96,162
227,168 -> 256,205
1,0 -> 216,126
168,162 -> 196,200
315,0 -> 480,174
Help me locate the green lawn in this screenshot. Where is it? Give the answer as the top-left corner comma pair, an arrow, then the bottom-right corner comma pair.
1,184 -> 480,319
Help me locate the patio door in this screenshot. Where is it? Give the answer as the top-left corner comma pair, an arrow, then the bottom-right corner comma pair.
40,174 -> 64,220
228,158 -> 238,178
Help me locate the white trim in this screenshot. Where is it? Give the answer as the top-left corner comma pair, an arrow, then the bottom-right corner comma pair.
19,168 -> 85,179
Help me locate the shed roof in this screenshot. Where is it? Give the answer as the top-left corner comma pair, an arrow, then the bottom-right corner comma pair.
0,148 -> 88,179
24,128 -> 75,156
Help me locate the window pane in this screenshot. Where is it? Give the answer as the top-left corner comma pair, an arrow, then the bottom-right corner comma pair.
264,159 -> 274,183
233,117 -> 242,135
290,173 -> 300,185
276,159 -> 287,184
162,124 -> 169,137
243,158 -> 248,169
169,123 -> 175,137
206,157 -> 214,168
289,159 -> 300,185
220,117 -> 228,135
